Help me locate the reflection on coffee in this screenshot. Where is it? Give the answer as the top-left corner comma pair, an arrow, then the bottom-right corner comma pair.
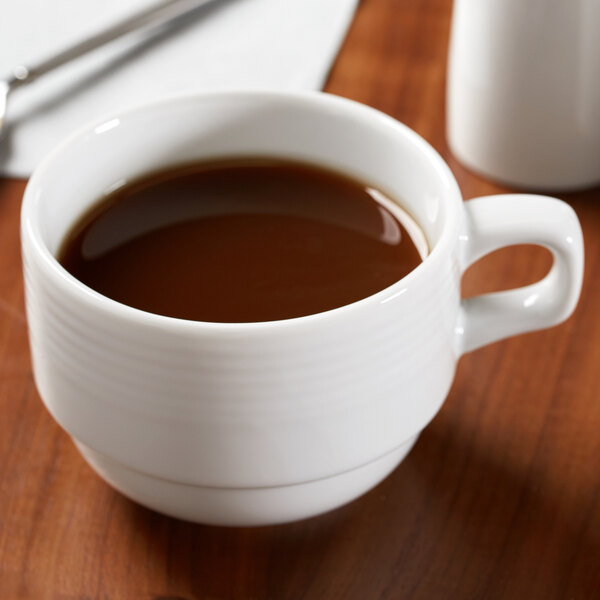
58,159 -> 428,322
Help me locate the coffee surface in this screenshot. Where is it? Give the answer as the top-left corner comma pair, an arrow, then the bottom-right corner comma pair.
58,159 -> 426,322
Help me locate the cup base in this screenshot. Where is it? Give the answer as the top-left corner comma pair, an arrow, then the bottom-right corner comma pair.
448,136 -> 600,193
73,435 -> 419,526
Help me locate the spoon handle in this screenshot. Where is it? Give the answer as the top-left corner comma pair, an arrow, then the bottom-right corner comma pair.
7,0 -> 218,89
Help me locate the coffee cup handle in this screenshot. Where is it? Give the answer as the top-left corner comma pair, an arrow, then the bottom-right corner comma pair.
456,194 -> 584,354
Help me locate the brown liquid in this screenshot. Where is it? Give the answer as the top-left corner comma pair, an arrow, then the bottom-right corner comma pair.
58,159 -> 426,322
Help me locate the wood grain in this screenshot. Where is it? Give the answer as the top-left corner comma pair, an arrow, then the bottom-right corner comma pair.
1,1 -> 599,598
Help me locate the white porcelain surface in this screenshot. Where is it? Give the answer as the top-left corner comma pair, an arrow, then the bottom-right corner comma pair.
75,436 -> 418,526
447,0 -> 600,190
21,91 -> 584,525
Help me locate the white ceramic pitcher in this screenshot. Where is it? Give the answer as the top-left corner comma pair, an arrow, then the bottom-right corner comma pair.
447,0 -> 600,191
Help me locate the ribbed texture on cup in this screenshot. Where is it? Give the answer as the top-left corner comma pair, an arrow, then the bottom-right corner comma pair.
23,238 -> 460,487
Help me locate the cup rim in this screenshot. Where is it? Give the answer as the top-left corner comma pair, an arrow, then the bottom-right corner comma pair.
21,89 -> 463,331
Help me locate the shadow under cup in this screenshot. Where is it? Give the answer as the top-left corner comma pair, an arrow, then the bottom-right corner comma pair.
21,91 -> 465,526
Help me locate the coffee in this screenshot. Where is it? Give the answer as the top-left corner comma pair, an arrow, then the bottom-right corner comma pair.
58,159 -> 427,322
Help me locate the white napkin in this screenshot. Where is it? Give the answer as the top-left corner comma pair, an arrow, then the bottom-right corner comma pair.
0,0 -> 358,177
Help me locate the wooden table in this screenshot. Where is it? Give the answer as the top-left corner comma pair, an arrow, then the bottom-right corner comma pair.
1,1 -> 599,598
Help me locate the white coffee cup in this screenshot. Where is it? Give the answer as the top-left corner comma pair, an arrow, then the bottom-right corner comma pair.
21,91 -> 584,526
447,0 -> 600,191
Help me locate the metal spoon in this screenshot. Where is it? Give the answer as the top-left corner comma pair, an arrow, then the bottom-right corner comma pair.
0,0 -> 219,136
